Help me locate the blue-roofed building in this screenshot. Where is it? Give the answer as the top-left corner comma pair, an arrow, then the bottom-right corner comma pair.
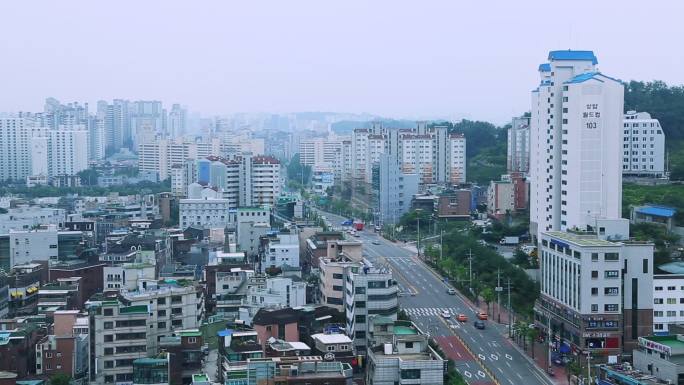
548,49 -> 598,64
538,63 -> 551,72
631,204 -> 677,232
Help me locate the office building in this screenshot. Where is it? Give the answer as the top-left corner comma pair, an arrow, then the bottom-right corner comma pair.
344,263 -> 398,353
507,116 -> 531,173
178,197 -> 232,230
623,111 -> 666,178
530,50 -> 624,240
535,222 -> 654,355
378,154 -> 419,225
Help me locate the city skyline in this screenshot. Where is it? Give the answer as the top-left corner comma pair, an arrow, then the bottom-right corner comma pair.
0,1 -> 683,124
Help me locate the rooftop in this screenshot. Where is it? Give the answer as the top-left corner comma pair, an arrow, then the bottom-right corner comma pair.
394,325 -> 418,335
635,205 -> 677,218
544,231 -> 617,247
548,49 -> 598,65
639,335 -> 684,355
311,333 -> 352,344
538,63 -> 551,72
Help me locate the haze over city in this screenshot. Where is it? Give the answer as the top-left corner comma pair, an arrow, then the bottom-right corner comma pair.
1,0 -> 682,123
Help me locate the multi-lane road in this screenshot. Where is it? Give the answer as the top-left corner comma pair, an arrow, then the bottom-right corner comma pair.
316,210 -> 553,385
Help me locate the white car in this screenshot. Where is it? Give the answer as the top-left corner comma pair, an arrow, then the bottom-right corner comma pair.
441,310 -> 451,319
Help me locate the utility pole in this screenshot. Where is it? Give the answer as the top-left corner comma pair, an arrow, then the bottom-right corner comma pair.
586,350 -> 592,384
548,312 -> 552,373
467,249 -> 473,294
417,212 -> 421,258
507,278 -> 512,337
496,269 -> 501,323
439,230 -> 443,262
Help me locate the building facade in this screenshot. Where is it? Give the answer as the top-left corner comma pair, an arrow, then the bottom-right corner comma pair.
623,111 -> 666,178
652,274 -> 684,334
530,50 -> 624,240
378,154 -> 419,226
507,116 -> 531,174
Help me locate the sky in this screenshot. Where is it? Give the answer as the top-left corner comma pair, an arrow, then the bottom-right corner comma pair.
0,1 -> 682,125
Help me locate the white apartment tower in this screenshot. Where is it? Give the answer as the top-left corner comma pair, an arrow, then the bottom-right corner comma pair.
31,125 -> 89,178
622,111 -> 666,178
0,117 -> 43,181
530,50 -> 624,240
507,116 -> 531,173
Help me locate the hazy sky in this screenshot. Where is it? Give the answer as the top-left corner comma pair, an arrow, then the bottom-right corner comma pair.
1,1 -> 682,124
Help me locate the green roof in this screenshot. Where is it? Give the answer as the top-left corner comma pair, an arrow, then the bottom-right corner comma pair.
120,305 -> 148,314
641,335 -> 684,353
545,231 -> 617,247
133,357 -> 168,366
192,374 -> 210,382
180,330 -> 202,337
394,325 -> 418,335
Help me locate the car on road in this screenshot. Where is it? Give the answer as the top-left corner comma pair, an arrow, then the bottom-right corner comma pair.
441,310 -> 451,319
474,320 -> 486,329
456,314 -> 468,322
476,312 -> 488,320
372,240 -> 381,245
446,288 -> 456,295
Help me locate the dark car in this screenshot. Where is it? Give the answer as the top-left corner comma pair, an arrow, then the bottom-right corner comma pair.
474,320 -> 486,330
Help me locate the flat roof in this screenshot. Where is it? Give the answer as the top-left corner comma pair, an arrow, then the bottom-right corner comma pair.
544,231 -> 617,247
394,326 -> 419,335
311,333 -> 352,344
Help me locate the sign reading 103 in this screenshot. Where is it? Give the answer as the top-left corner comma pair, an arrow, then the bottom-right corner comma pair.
582,103 -> 601,130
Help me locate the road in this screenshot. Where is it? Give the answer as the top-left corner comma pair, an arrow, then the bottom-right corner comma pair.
317,210 -> 553,385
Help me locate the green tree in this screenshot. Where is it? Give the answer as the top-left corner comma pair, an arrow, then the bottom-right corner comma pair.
481,287 -> 495,314
50,373 -> 71,385
77,168 -> 100,186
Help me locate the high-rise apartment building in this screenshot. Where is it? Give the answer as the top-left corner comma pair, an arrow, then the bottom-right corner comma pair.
352,123 -> 466,186
98,99 -> 130,154
507,116 -> 531,173
30,125 -> 89,179
0,117 -> 44,182
378,154 -> 419,225
168,103 -> 187,139
622,111 -> 666,178
530,50 -> 624,240
131,100 -> 165,148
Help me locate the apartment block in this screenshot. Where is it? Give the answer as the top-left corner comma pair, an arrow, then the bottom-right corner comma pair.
0,117 -> 44,181
652,275 -> 684,334
530,50 -> 624,240
30,125 -> 89,179
507,116 -> 531,173
622,111 -> 666,178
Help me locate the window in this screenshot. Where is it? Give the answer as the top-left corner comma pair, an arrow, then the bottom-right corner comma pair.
591,304 -> 598,312
333,273 -> 343,279
103,308 -> 113,316
104,335 -> 113,342
333,285 -> 343,292
643,259 -> 649,274
157,298 -> 166,305
355,287 -> 366,295
604,253 -> 619,261
604,271 -> 619,278
355,315 -> 366,323
654,311 -> 663,317
669,286 -> 677,291
591,253 -> 599,261
104,322 -> 113,329
327,345 -> 335,351
667,298 -> 677,305
604,287 -> 619,296
591,288 -> 598,296
605,304 -> 618,312
355,331 -> 366,339
591,271 -> 599,279
654,298 -> 664,304
655,286 -> 663,291
158,322 -> 166,329
104,347 -> 114,355
356,301 -> 366,308
401,369 -> 421,380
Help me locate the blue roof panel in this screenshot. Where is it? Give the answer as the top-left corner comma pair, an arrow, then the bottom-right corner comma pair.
548,50 -> 598,65
565,72 -> 601,84
538,63 -> 551,72
636,206 -> 676,218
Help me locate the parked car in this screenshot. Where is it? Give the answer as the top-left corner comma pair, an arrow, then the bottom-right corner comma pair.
474,320 -> 486,329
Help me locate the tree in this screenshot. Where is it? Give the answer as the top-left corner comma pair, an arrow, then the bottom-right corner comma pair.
286,153 -> 311,184
526,327 -> 540,359
77,168 -> 100,186
50,373 -> 71,385
481,287 -> 495,314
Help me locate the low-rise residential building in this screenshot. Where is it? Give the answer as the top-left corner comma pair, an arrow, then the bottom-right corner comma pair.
0,207 -> 66,234
35,310 -> 89,380
179,197 -> 232,230
435,189 -> 471,220
344,264 -> 398,354
304,232 -> 345,271
263,233 -> 300,272
311,333 -> 354,362
319,257 -> 362,312
238,277 -> 307,325
223,355 -> 352,385
632,335 -> 684,385
366,318 -> 445,385
253,308 -> 302,351
534,221 -> 654,357
487,172 -> 528,219
631,204 -> 677,233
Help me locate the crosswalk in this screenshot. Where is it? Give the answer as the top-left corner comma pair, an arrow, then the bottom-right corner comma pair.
403,307 -> 462,316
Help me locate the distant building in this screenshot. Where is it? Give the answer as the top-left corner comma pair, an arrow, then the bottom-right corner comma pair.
507,116 -> 531,174
652,274 -> 684,334
436,189 -> 471,220
623,111 -> 666,178
631,204 -> 676,232
487,173 -> 528,219
378,154 -> 419,225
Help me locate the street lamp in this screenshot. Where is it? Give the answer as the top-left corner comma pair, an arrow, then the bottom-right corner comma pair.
415,208 -> 422,258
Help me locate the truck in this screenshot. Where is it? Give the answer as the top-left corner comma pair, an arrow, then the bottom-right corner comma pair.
353,221 -> 364,231
500,236 -> 519,246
